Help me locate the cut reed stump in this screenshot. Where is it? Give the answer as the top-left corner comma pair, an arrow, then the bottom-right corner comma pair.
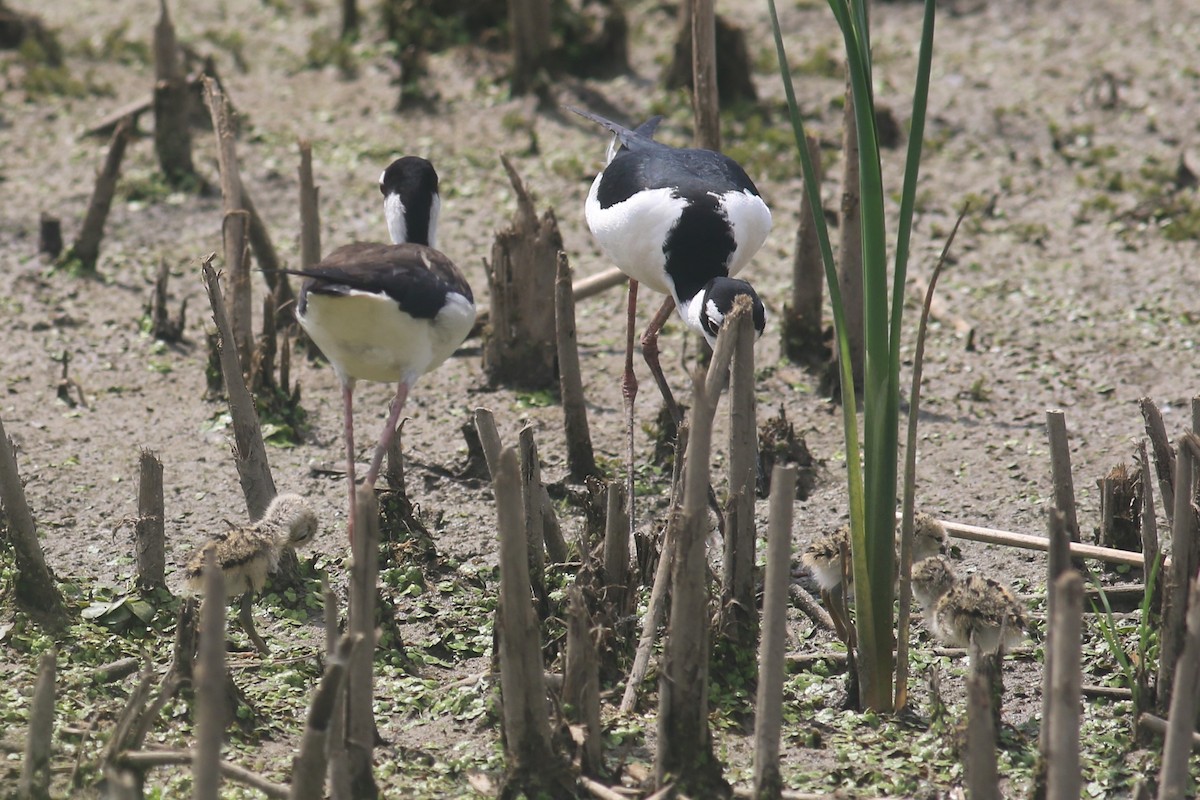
483,155 -> 560,389
493,447 -> 574,796
1045,409 -> 1083,564
64,117 -> 133,272
298,140 -> 321,269
0,416 -> 65,620
689,0 -> 720,151
194,550 -> 228,800
602,480 -> 631,617
751,465 -> 796,800
507,0 -> 550,96
135,449 -> 166,592
964,644 -> 1000,800
563,586 -> 603,777
38,212 -> 62,258
1140,396 -> 1175,527
290,634 -> 360,800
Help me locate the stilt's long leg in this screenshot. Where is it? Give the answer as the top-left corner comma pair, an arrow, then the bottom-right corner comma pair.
239,593 -> 269,655
365,381 -> 411,488
623,280 -> 640,550
640,296 -> 683,428
342,380 -> 357,545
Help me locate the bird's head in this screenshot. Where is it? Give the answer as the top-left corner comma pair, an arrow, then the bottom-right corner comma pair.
693,277 -> 767,347
380,156 -> 441,248
264,493 -> 320,549
911,555 -> 958,603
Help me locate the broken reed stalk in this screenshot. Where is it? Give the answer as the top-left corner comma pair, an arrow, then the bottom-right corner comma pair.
783,134 -> 824,364
0,417 -> 64,618
1045,409 -> 1082,552
602,480 -> 630,616
1137,440 -> 1163,616
939,516 -> 1153,568
39,213 -> 63,258
117,751 -> 288,798
507,0 -> 550,95
290,633 -> 360,800
324,581 -> 351,799
203,76 -> 254,373
964,645 -> 999,800
896,208 -> 963,711
1046,570 -> 1083,800
1139,396 -> 1175,527
68,117 -> 133,271
690,0 -> 719,150
721,302 -> 757,646
1158,433 -> 1199,712
1156,576 -> 1200,800
554,251 -> 597,481
473,407 -> 503,476
656,368 -> 726,795
194,550 -> 227,800
298,140 -> 321,269
493,447 -> 569,792
563,586 -> 603,776
151,257 -> 186,341
201,256 -> 277,519
345,488 -> 380,798
752,465 -> 797,800
135,449 -> 166,591
18,648 -> 56,799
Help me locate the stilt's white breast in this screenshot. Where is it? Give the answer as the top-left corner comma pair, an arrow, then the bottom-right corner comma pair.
584,175 -> 686,296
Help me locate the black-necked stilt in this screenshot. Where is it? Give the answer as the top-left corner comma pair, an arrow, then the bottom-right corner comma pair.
570,106 -> 771,539
185,493 -> 319,652
288,157 -> 476,542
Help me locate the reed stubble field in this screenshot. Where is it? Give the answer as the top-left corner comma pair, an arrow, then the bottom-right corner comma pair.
1,0 -> 1198,795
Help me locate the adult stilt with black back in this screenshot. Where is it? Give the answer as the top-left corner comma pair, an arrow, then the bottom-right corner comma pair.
570,106 -> 772,538
288,157 -> 476,543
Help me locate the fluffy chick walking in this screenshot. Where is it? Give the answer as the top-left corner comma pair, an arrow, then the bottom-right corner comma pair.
185,493 -> 319,653
911,556 -> 1029,653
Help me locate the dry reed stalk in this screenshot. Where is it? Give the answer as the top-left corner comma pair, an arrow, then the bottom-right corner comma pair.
69,117 -> 133,271
1137,440 -> 1163,617
18,648 -> 56,799
135,449 -> 166,591
603,480 -> 631,615
752,465 -> 796,800
519,426 -> 567,566
194,550 -> 227,800
325,580 -> 351,799
202,76 -> 253,372
964,645 -> 999,800
345,488 -> 379,798
721,303 -> 757,646
1140,396 -> 1175,526
1035,509 -> 1072,792
1138,711 -> 1200,753
690,0 -> 719,150
298,140 -> 321,269
201,256 -> 277,519
290,634 -> 360,800
1159,434 -> 1199,712
563,586 -> 602,775
555,251 -> 597,481
1163,564 -> 1200,782
0,416 -> 64,617
494,447 -> 571,793
782,134 -> 824,364
152,0 -> 196,185
1046,410 -> 1082,554
1046,571 -> 1083,800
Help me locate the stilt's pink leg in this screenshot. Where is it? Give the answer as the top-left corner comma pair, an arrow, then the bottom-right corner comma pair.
365,381 -> 411,488
640,296 -> 683,427
623,281 -> 640,549
343,380 -> 357,544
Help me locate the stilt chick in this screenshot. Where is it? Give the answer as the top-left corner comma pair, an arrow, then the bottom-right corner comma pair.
185,493 -> 319,653
801,525 -> 852,641
911,556 -> 1028,652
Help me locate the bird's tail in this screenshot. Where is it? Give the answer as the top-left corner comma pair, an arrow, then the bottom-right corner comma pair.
565,105 -> 663,163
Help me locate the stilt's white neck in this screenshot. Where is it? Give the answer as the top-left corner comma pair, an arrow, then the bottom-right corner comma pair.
384,191 -> 440,248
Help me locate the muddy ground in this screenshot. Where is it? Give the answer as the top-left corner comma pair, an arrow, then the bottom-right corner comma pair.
1,0 -> 1198,796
